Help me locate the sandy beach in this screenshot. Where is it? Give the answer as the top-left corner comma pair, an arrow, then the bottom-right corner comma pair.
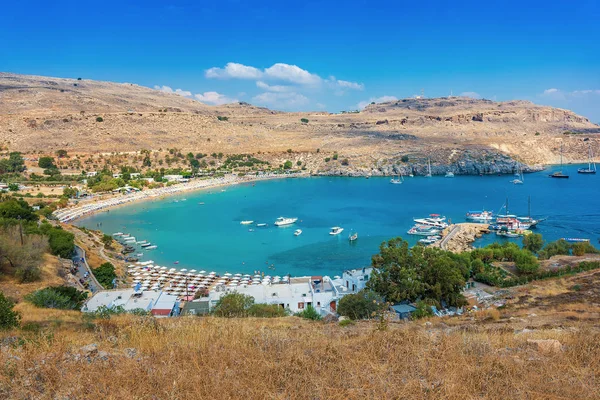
53,172 -> 306,223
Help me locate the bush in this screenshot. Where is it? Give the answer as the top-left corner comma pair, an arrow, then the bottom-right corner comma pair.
217,116 -> 229,121
212,293 -> 255,317
411,300 -> 434,319
337,290 -> 381,320
332,153 -> 338,160
338,319 -> 355,327
247,303 -> 288,318
300,118 -> 309,124
341,158 -> 349,166
46,227 -> 75,258
324,157 -> 331,162
15,266 -> 41,283
523,233 -> 543,253
401,155 -> 409,162
38,157 -> 56,169
0,292 -> 20,330
295,305 -> 321,320
26,286 -> 87,310
283,160 -> 292,170
96,116 -> 104,122
93,262 -> 117,288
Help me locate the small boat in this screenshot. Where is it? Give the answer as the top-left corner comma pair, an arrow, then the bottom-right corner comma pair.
140,243 -> 153,248
198,202 -> 205,205
145,245 -> 157,250
256,223 -> 268,227
578,144 -> 597,174
248,229 -> 254,232
390,174 -> 403,184
274,217 -> 298,226
550,144 -> 569,178
419,235 -> 440,245
408,226 -> 441,236
445,171 -> 454,178
112,232 -> 124,236
136,240 -> 147,244
174,261 -> 179,264
466,210 -> 494,222
563,238 -> 590,243
294,229 -> 302,236
240,220 -> 254,225
329,227 -> 344,235
136,253 -> 144,257
349,232 -> 358,242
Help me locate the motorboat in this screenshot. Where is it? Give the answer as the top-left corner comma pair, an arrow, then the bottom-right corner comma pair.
578,144 -> 597,174
466,210 -> 494,222
294,229 -> 302,236
274,217 -> 298,226
329,227 -> 344,235
240,220 -> 254,225
419,235 -> 440,244
145,245 -> 157,250
349,232 -> 358,241
140,243 -> 153,248
256,223 -> 268,227
113,232 -> 124,236
413,214 -> 448,229
407,226 -> 441,236
445,171 -> 454,178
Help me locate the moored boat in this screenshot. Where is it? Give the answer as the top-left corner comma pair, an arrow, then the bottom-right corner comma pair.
349,232 -> 358,241
294,229 -> 302,236
329,227 -> 344,235
275,217 -> 298,226
240,220 -> 254,225
466,210 -> 494,222
578,144 -> 597,174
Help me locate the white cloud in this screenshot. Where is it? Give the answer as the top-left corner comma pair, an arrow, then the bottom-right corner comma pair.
205,62 -> 263,80
357,95 -> 398,110
543,88 -> 559,94
335,79 -> 364,90
263,63 -> 321,85
540,88 -> 600,100
256,81 -> 293,93
252,92 -> 309,109
205,62 -> 363,93
460,91 -> 481,99
194,91 -> 237,105
154,85 -> 192,97
572,89 -> 600,96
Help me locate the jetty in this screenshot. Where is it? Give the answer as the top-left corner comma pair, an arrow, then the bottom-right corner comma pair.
433,223 -> 490,252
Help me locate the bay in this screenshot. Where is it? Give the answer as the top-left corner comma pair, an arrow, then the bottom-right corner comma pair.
78,164 -> 600,277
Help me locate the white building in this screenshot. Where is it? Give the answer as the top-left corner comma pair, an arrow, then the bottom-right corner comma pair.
130,172 -> 141,178
86,171 -> 97,177
82,289 -> 179,317
207,275 -> 350,315
164,174 -> 183,182
342,267 -> 373,292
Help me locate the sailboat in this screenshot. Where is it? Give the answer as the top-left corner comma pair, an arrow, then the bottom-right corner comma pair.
511,163 -> 524,184
390,173 -> 404,184
578,144 -> 597,174
549,144 -> 569,178
425,159 -> 432,178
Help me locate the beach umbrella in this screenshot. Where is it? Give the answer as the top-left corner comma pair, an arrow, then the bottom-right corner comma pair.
181,269 -> 188,272
190,269 -> 197,273
243,274 -> 251,277
234,273 -> 242,277
251,281 -> 260,285
160,266 -> 168,270
199,270 -> 206,274
209,271 -> 216,275
224,273 -> 232,277
169,268 -> 176,272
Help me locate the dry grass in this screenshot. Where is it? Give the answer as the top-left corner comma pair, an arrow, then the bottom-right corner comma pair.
0,254 -> 66,301
0,314 -> 598,399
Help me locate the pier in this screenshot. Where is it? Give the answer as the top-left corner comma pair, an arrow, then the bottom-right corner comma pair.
434,223 -> 490,253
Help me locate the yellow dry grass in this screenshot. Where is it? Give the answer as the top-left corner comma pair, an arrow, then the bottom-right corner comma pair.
0,254 -> 66,301
0,314 -> 598,399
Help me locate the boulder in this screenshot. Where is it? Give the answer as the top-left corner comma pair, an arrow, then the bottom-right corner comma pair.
80,343 -> 98,357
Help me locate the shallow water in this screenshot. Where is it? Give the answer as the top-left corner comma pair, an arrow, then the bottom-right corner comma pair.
78,164 -> 600,277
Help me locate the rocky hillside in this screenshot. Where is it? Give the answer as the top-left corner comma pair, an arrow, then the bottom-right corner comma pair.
1,73 -> 598,174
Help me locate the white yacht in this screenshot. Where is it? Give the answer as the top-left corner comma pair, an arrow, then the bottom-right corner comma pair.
240,220 -> 254,225
294,229 -> 302,236
329,227 -> 344,235
274,217 -> 298,226
390,174 -> 403,184
413,214 -> 448,229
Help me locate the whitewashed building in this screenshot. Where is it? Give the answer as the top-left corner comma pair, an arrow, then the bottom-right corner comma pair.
342,267 -> 373,292
82,289 -> 179,317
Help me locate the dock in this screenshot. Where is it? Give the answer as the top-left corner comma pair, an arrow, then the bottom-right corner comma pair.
433,223 -> 490,253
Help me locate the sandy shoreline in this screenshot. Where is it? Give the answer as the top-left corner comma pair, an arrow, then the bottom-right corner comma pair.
54,173 -> 307,223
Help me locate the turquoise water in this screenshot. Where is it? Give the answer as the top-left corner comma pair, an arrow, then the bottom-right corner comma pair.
78,164 -> 600,277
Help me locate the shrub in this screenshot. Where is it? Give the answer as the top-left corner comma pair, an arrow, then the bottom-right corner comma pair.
26,286 -> 87,310
247,303 -> 288,318
515,251 -> 539,274
401,155 -> 409,162
96,116 -> 104,122
296,160 -> 302,166
300,118 -> 309,124
337,290 -> 381,320
332,153 -> 338,160
411,300 -> 434,319
295,305 -> 321,320
338,319 -> 355,327
93,262 -> 117,288
324,157 -> 331,162
0,292 -> 20,330
523,233 -> 543,253
15,266 -> 41,283
217,116 -> 229,121
341,158 -> 349,166
46,227 -> 75,258
213,293 -> 255,317
38,156 -> 56,169
283,160 -> 292,170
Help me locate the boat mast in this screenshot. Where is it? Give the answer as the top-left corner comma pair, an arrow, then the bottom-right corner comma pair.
528,196 -> 531,218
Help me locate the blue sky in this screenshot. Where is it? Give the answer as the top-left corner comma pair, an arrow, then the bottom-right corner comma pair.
1,0 -> 599,120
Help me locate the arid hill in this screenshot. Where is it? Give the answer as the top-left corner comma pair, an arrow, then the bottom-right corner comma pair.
1,72 -> 598,174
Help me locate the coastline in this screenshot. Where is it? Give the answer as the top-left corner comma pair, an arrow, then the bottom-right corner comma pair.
54,172 -> 307,223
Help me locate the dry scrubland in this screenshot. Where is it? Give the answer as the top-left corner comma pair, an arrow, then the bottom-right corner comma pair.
1,270 -> 599,399
1,73 -> 599,170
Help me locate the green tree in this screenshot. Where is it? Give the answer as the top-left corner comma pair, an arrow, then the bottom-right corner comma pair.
7,183 -> 19,192
96,116 -> 104,122
411,300 -> 433,319
283,160 -> 293,169
332,153 -> 339,160
93,262 -> 117,288
401,155 -> 409,162
300,118 -> 309,124
523,233 -> 543,253
45,227 -> 74,258
25,286 -> 87,310
101,234 -> 113,248
56,149 -> 68,158
38,157 -> 56,169
212,293 -> 255,317
62,186 -> 77,198
514,251 -> 539,274
0,292 -> 20,330
0,199 -> 38,221
337,290 -> 381,320
7,152 -> 25,173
